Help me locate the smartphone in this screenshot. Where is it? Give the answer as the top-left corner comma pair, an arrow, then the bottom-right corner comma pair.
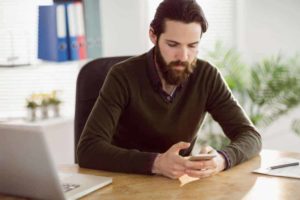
189,154 -> 216,161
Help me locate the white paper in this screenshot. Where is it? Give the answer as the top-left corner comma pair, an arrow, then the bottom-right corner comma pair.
253,158 -> 300,179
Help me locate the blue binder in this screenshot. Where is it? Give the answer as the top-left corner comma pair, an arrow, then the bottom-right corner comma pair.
38,4 -> 68,62
65,3 -> 80,60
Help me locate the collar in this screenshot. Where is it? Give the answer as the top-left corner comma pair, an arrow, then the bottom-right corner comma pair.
146,47 -> 161,92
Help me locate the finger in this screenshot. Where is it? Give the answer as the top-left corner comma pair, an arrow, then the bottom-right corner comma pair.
172,163 -> 186,172
199,145 -> 214,154
185,168 -> 216,178
185,160 -> 217,170
169,142 -> 190,154
199,144 -> 208,154
199,146 -> 217,157
168,170 -> 186,179
173,154 -> 189,165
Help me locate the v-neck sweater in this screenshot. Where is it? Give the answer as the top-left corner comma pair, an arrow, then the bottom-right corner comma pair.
77,49 -> 262,174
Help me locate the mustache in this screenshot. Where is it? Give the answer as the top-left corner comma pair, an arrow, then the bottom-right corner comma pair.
169,60 -> 189,68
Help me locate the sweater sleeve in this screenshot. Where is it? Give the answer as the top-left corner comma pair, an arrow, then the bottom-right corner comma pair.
77,66 -> 157,174
205,65 -> 262,168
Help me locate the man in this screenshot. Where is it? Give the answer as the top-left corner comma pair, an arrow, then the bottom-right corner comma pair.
77,0 -> 261,179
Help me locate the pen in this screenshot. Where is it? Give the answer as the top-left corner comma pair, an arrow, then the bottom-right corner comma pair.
269,162 -> 299,170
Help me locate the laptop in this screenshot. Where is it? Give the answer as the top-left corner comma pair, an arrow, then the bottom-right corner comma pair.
0,127 -> 112,200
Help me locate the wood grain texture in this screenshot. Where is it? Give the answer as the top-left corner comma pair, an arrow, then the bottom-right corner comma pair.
1,149 -> 300,200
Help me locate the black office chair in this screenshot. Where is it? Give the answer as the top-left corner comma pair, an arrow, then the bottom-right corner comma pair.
74,56 -> 131,163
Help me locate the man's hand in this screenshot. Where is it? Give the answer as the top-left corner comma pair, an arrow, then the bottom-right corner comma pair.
152,142 -> 191,179
184,145 -> 226,178
152,143 -> 226,179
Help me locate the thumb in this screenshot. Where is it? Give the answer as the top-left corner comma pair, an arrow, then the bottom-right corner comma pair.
200,145 -> 215,154
170,141 -> 190,154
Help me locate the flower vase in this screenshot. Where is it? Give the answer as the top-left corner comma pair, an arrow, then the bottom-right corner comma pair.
28,108 -> 37,121
41,106 -> 49,119
53,105 -> 60,117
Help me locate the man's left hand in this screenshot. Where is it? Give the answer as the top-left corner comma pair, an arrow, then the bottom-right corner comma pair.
184,145 -> 226,178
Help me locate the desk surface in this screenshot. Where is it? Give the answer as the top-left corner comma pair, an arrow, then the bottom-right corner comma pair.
1,149 -> 300,200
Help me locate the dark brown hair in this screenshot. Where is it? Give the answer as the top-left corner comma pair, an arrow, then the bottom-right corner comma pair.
150,0 -> 208,38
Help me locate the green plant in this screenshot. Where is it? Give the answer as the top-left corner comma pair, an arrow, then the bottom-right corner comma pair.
247,55 -> 300,126
198,41 -> 300,149
26,94 -> 39,109
26,100 -> 38,109
205,41 -> 250,93
48,97 -> 61,105
292,119 -> 300,136
48,90 -> 61,105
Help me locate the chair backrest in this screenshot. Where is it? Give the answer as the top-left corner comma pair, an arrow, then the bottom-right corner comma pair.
74,56 -> 131,162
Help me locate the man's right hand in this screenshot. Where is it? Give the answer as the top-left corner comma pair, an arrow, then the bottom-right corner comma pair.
151,142 -> 190,179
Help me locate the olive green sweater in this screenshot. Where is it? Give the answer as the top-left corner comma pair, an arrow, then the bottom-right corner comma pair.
77,49 -> 262,174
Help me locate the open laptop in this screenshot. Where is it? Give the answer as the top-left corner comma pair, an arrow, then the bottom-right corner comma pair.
0,127 -> 112,200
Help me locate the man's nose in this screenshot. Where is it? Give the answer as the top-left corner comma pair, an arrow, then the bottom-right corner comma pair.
176,47 -> 188,61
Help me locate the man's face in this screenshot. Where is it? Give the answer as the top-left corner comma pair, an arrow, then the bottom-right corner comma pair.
155,20 -> 201,85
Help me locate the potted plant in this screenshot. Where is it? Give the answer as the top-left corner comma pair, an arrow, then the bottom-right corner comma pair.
48,90 -> 62,117
26,94 -> 39,121
198,42 -> 300,149
40,93 -> 50,119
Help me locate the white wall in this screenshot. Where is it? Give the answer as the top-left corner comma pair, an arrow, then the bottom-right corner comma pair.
100,0 -> 150,57
237,0 -> 300,63
99,0 -> 237,57
261,105 -> 300,153
99,0 -> 300,63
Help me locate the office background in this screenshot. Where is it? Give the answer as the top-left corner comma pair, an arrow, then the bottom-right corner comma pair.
0,0 -> 299,156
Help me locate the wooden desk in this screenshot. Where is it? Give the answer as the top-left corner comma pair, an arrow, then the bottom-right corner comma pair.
1,149 -> 300,200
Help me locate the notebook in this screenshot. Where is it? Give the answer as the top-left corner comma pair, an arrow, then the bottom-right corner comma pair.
0,127 -> 112,200
253,157 -> 300,179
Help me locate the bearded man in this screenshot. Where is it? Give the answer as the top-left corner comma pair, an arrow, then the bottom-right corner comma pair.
77,0 -> 261,179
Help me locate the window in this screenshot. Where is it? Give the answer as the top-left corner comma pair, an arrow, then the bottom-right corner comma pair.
0,0 -> 80,119
146,0 -> 236,57
197,0 -> 236,55
0,0 -> 52,66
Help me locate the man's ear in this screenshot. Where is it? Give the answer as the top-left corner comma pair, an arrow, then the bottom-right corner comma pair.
149,27 -> 157,45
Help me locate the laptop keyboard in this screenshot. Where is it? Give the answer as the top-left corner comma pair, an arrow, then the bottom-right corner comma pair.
62,183 -> 80,192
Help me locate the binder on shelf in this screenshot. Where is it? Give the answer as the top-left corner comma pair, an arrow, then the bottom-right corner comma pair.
65,2 -> 87,60
65,3 -> 79,60
83,0 -> 102,59
38,4 -> 68,62
53,0 -> 76,2
74,2 -> 87,59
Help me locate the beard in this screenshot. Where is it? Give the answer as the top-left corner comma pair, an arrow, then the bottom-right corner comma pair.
155,45 -> 197,85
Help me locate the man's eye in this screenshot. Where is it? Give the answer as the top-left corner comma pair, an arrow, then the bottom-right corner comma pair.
167,43 -> 177,47
188,45 -> 197,48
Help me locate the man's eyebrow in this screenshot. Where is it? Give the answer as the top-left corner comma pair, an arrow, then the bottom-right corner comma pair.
165,40 -> 179,44
165,40 -> 199,45
188,41 -> 199,46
